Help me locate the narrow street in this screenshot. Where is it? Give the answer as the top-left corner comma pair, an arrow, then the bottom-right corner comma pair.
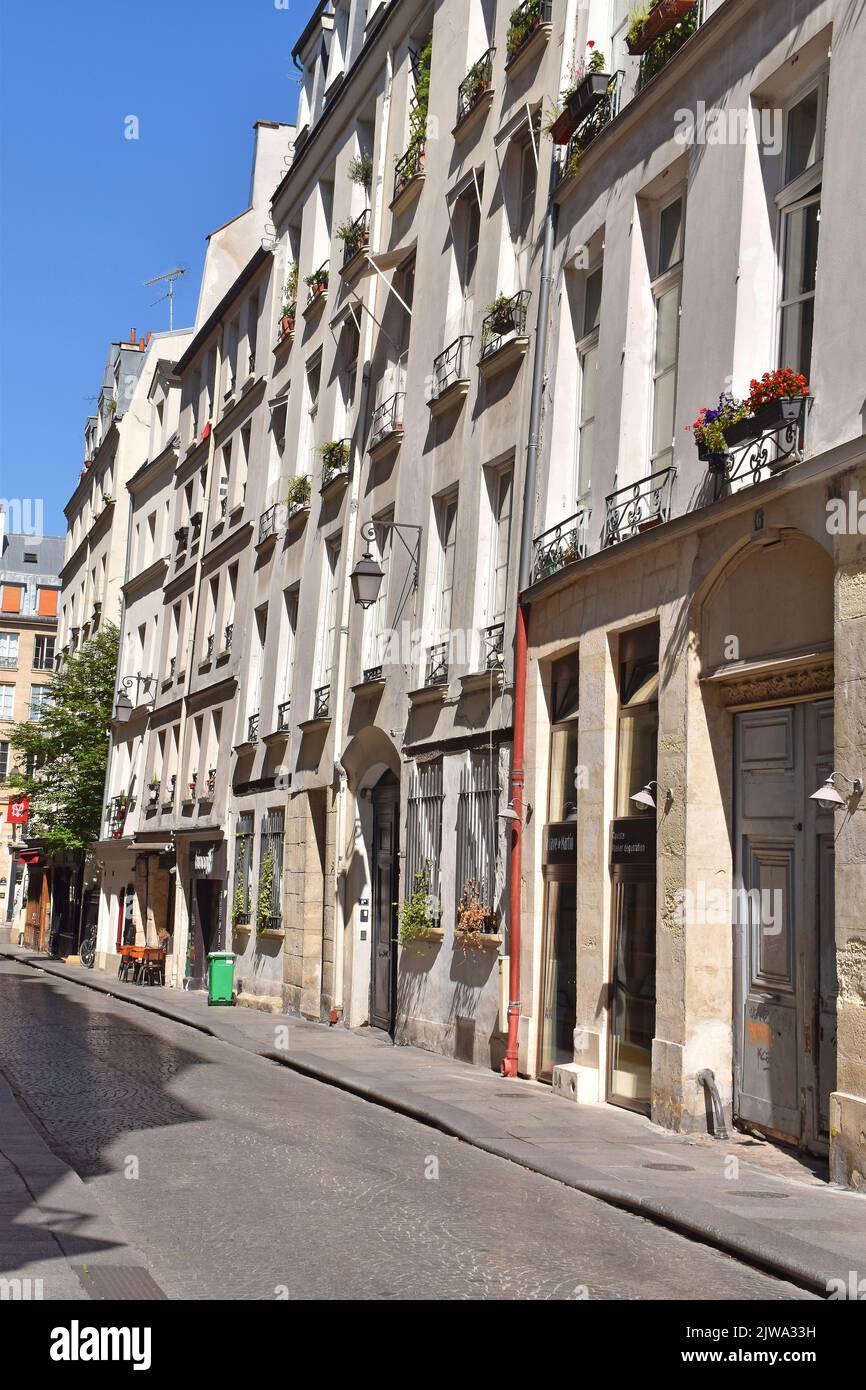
0,959 -> 816,1302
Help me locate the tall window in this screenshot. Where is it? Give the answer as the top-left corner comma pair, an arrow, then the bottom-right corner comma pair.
0,740 -> 9,783
29,686 -> 50,722
649,194 -> 684,474
515,135 -> 537,284
434,494 -> 458,644
777,78 -> 826,378
456,185 -> 481,331
316,540 -> 341,693
610,0 -> 631,73
487,468 -> 513,630
362,520 -> 391,679
338,321 -> 359,437
233,813 -> 254,926
304,356 -> 322,475
405,759 -> 444,908
0,632 -> 19,668
0,686 -> 13,719
278,587 -> 298,716
576,265 -> 603,502
258,809 -> 285,929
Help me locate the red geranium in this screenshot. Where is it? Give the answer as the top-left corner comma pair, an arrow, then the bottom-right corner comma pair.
747,367 -> 809,412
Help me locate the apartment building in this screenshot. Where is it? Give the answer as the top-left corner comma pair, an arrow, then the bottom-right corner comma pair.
518,0 -> 866,1187
0,520 -> 63,941
58,330 -> 153,659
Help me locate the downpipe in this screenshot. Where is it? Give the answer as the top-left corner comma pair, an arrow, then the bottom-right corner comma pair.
697,1069 -> 730,1140
503,188 -> 558,1076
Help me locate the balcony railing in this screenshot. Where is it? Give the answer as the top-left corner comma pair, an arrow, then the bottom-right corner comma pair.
107,795 -> 128,839
175,526 -> 189,550
456,47 -> 494,124
305,262 -> 330,307
313,685 -> 331,720
247,713 -> 260,744
163,774 -> 177,807
340,208 -> 371,268
425,642 -> 449,688
705,395 -> 812,496
480,290 -> 531,361
393,143 -> 425,202
370,392 -> 405,451
532,510 -> 590,582
505,0 -> 552,66
33,655 -> 55,671
277,700 -> 291,732
556,72 -> 624,186
430,337 -> 473,401
362,664 -> 384,684
637,0 -> 704,93
0,655 -> 17,669
321,440 -> 351,488
604,467 -> 676,548
223,623 -> 233,654
258,503 -> 282,545
482,623 -> 505,671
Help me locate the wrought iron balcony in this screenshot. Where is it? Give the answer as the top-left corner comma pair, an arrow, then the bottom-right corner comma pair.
480,290 -> 531,361
482,623 -> 505,671
305,262 -> 330,307
370,393 -> 405,452
147,782 -> 161,805
169,656 -> 177,679
556,72 -> 624,185
430,337 -> 473,401
163,774 -> 176,808
505,0 -> 552,65
224,623 -> 233,653
393,143 -> 425,202
637,1 -> 704,93
321,440 -> 351,488
204,769 -> 217,800
175,526 -> 189,549
313,685 -> 331,720
107,795 -> 128,839
362,665 -> 384,684
425,642 -> 449,688
532,510 -> 590,582
604,467 -> 676,548
457,47 -> 495,124
0,655 -> 16,669
340,208 -> 371,269
190,511 -> 203,540
277,700 -> 291,732
704,395 -> 812,496
258,503 -> 282,545
247,712 -> 260,744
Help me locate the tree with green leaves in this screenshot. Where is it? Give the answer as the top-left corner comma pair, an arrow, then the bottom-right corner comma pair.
8,624 -> 119,855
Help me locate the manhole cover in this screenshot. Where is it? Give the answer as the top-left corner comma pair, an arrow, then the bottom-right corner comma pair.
734,1190 -> 790,1199
642,1162 -> 696,1172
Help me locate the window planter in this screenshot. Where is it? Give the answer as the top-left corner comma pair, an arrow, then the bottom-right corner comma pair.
722,395 -> 809,446
454,930 -> 502,949
627,0 -> 696,55
506,0 -> 553,70
550,72 -> 611,145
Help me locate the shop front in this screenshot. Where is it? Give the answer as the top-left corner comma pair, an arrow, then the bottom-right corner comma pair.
180,837 -> 226,990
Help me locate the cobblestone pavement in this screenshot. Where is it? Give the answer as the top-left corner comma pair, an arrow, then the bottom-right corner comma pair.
0,960 -> 816,1301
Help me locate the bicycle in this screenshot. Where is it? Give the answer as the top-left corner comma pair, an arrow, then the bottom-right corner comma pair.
79,923 -> 97,969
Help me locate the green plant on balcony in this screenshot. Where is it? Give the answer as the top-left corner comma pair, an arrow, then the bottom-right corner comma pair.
408,36 -> 433,156
687,393 -> 749,457
398,864 -> 441,944
483,293 -> 518,341
626,4 -> 652,48
347,151 -> 374,187
320,439 -> 350,483
506,0 -> 544,62
637,5 -> 699,83
304,267 -> 329,296
336,217 -> 369,260
285,474 -> 312,512
462,52 -> 492,109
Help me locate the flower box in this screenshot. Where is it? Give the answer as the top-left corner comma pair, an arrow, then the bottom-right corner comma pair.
550,72 -> 611,144
627,0 -> 696,55
723,394 -> 808,446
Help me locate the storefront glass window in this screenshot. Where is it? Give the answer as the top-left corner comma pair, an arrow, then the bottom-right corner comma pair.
610,879 -> 656,1105
539,879 -> 578,1081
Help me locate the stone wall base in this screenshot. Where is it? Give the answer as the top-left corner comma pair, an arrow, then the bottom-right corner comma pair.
236,989 -> 286,1015
652,1037 -> 733,1136
397,1013 -> 504,1071
830,1092 -> 866,1191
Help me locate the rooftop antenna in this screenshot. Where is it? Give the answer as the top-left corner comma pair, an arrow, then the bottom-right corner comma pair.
144,266 -> 188,331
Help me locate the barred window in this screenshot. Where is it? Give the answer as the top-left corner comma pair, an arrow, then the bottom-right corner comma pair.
405,760 -> 443,907
455,755 -> 500,915
233,813 -> 254,925
258,809 -> 285,930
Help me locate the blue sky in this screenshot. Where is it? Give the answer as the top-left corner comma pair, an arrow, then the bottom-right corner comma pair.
0,0 -> 318,536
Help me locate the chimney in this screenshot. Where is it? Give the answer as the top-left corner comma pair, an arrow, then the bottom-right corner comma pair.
145,331 -> 152,346
130,327 -> 136,345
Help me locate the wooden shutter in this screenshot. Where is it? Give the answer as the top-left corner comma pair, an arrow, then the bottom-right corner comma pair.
1,586 -> 22,613
37,588 -> 58,617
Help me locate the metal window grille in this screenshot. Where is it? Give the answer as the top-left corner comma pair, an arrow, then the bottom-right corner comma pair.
455,755 -> 500,916
234,813 -> 254,925
259,809 -> 285,929
405,760 -> 443,906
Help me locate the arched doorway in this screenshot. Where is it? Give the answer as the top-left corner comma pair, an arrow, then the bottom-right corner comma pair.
370,770 -> 400,1033
699,530 -> 834,1153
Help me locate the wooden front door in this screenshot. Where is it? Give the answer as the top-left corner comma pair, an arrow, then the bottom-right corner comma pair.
734,701 -> 836,1153
370,773 -> 400,1033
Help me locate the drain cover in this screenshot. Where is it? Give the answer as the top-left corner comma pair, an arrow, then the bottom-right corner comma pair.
73,1265 -> 168,1300
735,1190 -> 790,1199
642,1162 -> 696,1172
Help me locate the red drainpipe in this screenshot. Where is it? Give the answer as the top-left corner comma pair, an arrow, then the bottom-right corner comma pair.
503,597 -> 528,1077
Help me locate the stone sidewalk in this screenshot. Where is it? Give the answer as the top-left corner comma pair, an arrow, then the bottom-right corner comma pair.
0,1068 -> 166,1301
4,944 -> 865,1297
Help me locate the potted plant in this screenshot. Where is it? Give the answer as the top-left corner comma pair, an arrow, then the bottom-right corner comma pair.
337,217 -> 369,262
548,42 -> 609,144
398,865 -> 442,944
320,439 -> 351,484
285,473 -> 312,513
280,275 -> 296,336
506,0 -> 545,64
627,0 -> 695,55
304,267 -> 329,298
348,151 -> 374,187
455,877 -> 497,941
728,368 -> 810,441
486,292 -> 518,337
688,393 -> 749,467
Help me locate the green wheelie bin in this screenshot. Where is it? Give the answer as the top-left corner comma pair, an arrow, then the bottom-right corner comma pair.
207,951 -> 236,1006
